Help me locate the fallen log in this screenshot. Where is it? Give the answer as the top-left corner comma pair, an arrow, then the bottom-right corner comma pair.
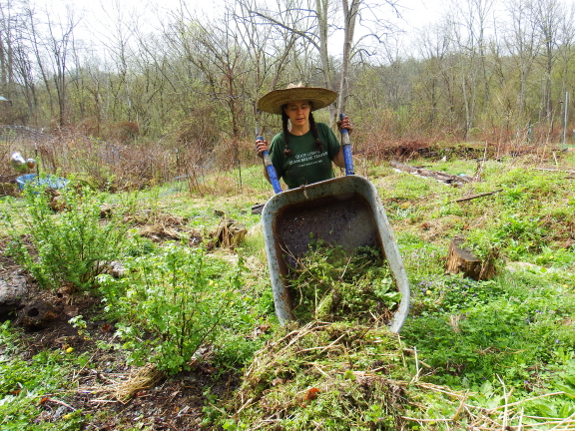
535,167 -> 575,174
390,161 -> 472,186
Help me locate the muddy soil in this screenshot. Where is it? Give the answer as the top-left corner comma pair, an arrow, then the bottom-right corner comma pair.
1,251 -> 238,430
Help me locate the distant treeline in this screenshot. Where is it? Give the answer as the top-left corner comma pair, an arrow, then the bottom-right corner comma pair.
0,0 -> 574,151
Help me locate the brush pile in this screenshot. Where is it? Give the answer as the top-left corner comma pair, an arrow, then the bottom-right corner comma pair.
228,321 -> 410,429
287,242 -> 400,323
226,321 -> 575,430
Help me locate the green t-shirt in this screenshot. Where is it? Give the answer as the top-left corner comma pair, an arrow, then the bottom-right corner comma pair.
268,122 -> 341,189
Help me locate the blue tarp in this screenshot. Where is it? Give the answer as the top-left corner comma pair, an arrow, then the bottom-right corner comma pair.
16,174 -> 69,190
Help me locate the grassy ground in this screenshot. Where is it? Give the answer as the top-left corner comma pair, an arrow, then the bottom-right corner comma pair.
2,151 -> 575,430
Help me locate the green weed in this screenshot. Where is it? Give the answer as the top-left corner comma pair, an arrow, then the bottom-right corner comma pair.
5,183 -> 130,291
402,271 -> 575,390
0,322 -> 88,430
3,156 -> 575,429
288,242 -> 400,323
98,244 -> 247,374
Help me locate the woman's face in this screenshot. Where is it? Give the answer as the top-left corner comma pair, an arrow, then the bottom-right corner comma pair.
284,100 -> 311,127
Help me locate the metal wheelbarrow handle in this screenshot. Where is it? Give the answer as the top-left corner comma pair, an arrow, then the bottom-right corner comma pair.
257,134 -> 283,194
340,113 -> 355,176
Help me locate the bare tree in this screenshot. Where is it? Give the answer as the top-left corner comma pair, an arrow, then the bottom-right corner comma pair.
92,0 -> 143,123
237,0 -> 401,122
233,0 -> 299,133
413,20 -> 456,130
25,4 -> 80,127
336,0 -> 360,115
556,4 -> 575,102
0,0 -> 17,96
531,0 -> 563,124
447,0 -> 496,139
237,0 -> 334,89
504,0 -> 540,125
0,0 -> 39,124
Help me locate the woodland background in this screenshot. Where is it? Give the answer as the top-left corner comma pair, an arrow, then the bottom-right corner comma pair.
3,1 -> 575,428
0,0 -> 574,189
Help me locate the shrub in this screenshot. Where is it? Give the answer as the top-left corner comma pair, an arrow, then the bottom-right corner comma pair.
98,244 -> 244,374
6,182 -> 129,291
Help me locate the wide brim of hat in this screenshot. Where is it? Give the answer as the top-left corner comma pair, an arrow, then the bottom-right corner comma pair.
257,87 -> 338,115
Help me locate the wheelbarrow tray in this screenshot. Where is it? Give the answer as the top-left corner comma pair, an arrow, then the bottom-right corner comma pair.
262,175 -> 410,333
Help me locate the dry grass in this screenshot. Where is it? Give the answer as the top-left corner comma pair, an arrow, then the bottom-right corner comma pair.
2,122 -> 571,197
228,321 -> 575,430
402,382 -> 575,430
81,364 -> 165,405
0,126 -> 251,193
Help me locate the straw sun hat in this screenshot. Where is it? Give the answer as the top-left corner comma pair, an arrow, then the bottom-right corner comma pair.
257,83 -> 338,115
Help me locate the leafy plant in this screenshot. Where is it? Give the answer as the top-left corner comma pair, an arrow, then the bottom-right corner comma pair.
6,183 -> 130,291
98,244 -> 244,374
288,241 -> 400,323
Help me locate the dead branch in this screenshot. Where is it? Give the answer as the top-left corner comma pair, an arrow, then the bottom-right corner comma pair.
390,161 -> 472,186
535,167 -> 575,174
455,189 -> 503,203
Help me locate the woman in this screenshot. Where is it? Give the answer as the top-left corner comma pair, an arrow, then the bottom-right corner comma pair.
255,84 -> 353,189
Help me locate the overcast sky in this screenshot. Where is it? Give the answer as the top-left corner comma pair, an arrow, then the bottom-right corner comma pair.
51,0 -> 444,25
44,0 -> 446,50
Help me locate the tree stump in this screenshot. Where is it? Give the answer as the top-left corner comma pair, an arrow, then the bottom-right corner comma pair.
17,299 -> 61,330
211,218 -> 247,249
445,236 -> 495,280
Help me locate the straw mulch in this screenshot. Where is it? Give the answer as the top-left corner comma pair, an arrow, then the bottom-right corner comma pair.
81,363 -> 164,405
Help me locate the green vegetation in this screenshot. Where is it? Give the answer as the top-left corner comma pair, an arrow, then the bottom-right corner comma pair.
2,153 -> 575,429
98,244 -> 248,374
402,273 -> 575,388
288,242 -> 400,322
6,184 -> 130,291
0,322 -> 89,430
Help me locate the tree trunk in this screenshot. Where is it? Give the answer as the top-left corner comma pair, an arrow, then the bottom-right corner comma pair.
445,236 -> 496,280
337,0 -> 359,118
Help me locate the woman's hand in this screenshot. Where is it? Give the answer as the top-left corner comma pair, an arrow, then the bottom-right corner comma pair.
255,139 -> 269,158
337,116 -> 353,135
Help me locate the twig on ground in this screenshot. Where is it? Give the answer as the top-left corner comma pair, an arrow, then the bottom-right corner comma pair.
49,398 -> 76,411
455,189 -> 503,203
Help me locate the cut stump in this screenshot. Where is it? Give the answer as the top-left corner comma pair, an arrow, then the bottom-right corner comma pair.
445,236 -> 495,280
211,217 -> 247,249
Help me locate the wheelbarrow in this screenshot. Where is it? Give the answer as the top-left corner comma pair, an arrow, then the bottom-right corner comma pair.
260,123 -> 410,333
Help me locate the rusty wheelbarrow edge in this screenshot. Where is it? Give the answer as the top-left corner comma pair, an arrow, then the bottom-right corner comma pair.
262,175 -> 410,333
